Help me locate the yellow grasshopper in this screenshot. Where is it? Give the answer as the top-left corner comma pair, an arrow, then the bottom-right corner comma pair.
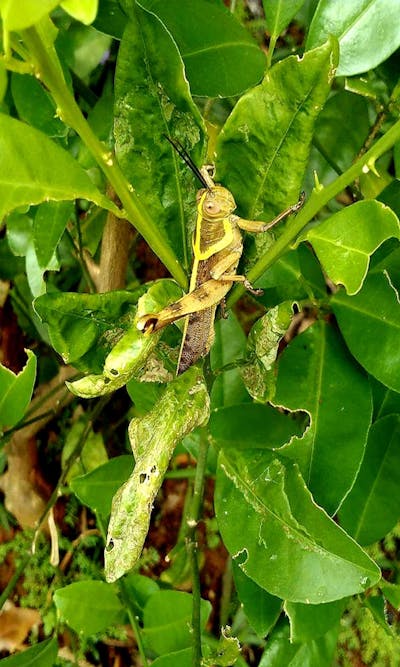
137,138 -> 304,375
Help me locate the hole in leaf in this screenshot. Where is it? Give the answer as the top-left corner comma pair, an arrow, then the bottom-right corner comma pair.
105,539 -> 114,552
109,368 -> 119,376
139,473 -> 147,484
150,465 -> 157,473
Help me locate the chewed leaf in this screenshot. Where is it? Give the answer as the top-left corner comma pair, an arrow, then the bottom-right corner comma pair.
215,448 -> 380,604
105,367 -> 210,582
304,200 -> 400,295
34,289 -> 144,372
215,39 -> 338,223
66,280 -> 182,397
306,0 -> 400,76
241,302 -> 294,402
273,320 -> 372,515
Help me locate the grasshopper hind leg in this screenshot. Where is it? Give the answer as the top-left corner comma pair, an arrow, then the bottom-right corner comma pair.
177,306 -> 216,375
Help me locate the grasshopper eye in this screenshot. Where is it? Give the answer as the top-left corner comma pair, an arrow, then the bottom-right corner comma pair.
205,201 -> 220,214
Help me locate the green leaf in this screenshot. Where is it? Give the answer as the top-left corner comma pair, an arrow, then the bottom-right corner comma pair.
151,649 -> 193,667
105,367 -> 210,582
0,0 -> 59,30
215,449 -> 380,603
0,62 -> 7,103
210,403 -> 307,450
142,590 -> 211,654
284,599 -> 346,642
232,562 -> 282,637
370,376 -> 400,421
11,73 -> 67,138
71,455 -> 134,517
364,595 -> 390,633
259,620 -> 339,667
0,638 -> 58,666
210,313 -> 248,409
381,581 -> 400,610
114,6 -> 205,270
126,378 -> 165,415
274,320 -> 372,515
312,90 -> 370,184
0,114 -> 118,220
304,201 -> 400,295
215,39 -> 338,223
202,628 -> 241,667
339,415 -> 400,545
6,213 -> 32,257
33,201 -> 73,269
263,0 -> 305,38
122,572 -> 159,619
34,286 -> 150,371
62,419 -> 108,482
6,211 -> 60,297
241,302 -> 294,402
139,0 -> 266,97
0,350 -> 36,431
332,272 -> 400,392
93,0 -> 127,38
54,581 -> 123,636
306,0 -> 400,77
61,0 -> 98,24
257,244 -> 326,306
64,280 -> 182,394
61,25 -> 112,80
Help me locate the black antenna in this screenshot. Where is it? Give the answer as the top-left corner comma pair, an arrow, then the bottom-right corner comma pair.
164,135 -> 210,189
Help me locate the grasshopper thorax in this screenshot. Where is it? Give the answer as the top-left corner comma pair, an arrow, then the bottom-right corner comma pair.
197,185 -> 237,219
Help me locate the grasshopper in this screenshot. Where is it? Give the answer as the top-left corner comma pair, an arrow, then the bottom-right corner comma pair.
137,138 -> 304,375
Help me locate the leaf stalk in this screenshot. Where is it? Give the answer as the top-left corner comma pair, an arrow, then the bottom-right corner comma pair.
186,428 -> 210,666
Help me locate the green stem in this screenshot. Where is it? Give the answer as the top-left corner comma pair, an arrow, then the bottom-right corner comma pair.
32,397 -> 109,549
20,24 -> 187,290
266,34 -> 278,69
96,514 -> 149,667
186,429 -> 209,667
1,409 -> 57,440
0,553 -> 30,609
121,584 -> 149,667
227,114 -> 400,307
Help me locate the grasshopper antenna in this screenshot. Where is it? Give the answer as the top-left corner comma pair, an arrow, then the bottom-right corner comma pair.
164,134 -> 211,190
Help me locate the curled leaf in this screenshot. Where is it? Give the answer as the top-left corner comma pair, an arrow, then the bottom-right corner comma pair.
105,366 -> 210,582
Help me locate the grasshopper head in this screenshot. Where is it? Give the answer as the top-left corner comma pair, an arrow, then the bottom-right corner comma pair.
198,185 -> 237,218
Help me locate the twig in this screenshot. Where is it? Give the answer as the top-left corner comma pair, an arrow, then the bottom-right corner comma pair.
186,428 -> 210,667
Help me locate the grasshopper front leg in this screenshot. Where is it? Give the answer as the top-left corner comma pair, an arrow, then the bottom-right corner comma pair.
231,192 -> 305,233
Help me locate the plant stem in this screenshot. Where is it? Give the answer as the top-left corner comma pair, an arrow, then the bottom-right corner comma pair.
32,397 -> 109,550
120,583 -> 149,667
19,24 -> 187,289
0,553 -> 30,609
186,428 -> 210,667
227,114 -> 400,307
96,514 -> 149,667
266,34 -> 278,69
